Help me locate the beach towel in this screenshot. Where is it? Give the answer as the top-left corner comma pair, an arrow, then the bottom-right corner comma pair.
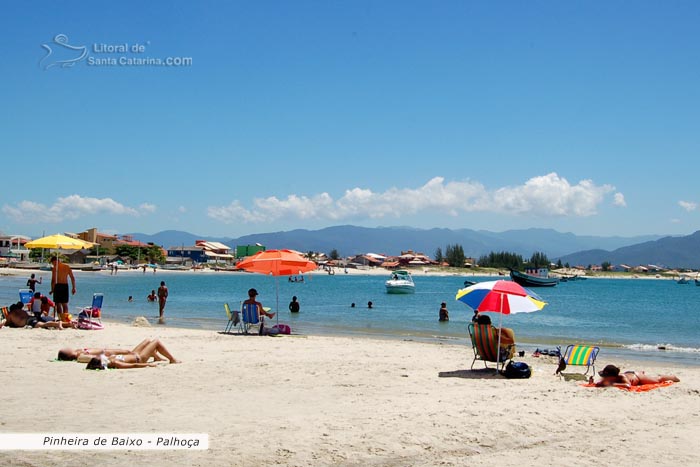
581,381 -> 676,392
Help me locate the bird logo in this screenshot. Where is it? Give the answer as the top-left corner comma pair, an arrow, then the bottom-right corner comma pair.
40,34 -> 88,70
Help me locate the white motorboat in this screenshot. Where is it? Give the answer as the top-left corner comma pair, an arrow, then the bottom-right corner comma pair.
385,270 -> 415,294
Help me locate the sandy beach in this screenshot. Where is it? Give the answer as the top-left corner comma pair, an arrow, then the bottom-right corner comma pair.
0,321 -> 698,467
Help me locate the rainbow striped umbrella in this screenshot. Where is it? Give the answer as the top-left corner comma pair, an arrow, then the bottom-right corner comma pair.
455,280 -> 546,315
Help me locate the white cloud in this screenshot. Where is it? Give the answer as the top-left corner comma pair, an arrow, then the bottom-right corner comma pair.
678,200 -> 697,212
139,203 -> 157,213
208,173 -> 616,224
2,195 -> 152,224
178,206 -> 187,213
613,193 -> 627,207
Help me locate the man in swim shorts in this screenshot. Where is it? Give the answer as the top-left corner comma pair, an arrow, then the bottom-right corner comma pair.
50,256 -> 76,319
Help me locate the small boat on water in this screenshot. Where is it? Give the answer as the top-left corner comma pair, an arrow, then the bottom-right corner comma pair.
510,268 -> 559,287
695,279 -> 700,287
385,270 -> 415,294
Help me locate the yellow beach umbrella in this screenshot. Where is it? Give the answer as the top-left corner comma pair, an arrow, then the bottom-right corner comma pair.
25,234 -> 95,250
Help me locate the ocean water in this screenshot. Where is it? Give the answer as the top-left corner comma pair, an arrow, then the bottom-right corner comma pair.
2,271 -> 698,366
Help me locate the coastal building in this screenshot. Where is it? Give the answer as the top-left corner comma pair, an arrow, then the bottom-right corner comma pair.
195,240 -> 234,264
236,244 -> 265,258
0,235 -> 31,261
167,245 -> 206,264
167,241 -> 235,265
77,228 -> 116,253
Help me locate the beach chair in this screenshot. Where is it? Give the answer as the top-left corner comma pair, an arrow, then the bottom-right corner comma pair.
19,289 -> 33,306
468,323 -> 515,372
239,303 -> 264,335
557,344 -> 600,377
78,293 -> 104,329
223,302 -> 240,334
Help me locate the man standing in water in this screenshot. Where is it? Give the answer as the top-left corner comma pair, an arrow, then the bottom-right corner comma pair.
157,281 -> 168,323
50,256 -> 76,320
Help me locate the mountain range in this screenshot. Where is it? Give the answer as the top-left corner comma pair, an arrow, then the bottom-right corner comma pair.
558,230 -> 700,269
123,225 -> 699,268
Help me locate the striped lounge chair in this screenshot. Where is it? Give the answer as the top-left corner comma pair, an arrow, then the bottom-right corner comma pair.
468,323 -> 515,372
558,344 -> 600,376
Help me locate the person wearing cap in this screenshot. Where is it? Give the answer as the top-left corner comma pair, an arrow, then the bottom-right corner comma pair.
591,364 -> 680,388
243,288 -> 275,319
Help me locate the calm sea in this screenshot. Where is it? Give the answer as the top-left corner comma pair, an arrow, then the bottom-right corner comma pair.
2,271 -> 698,366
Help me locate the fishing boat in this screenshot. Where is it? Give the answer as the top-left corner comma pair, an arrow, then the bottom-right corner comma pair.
509,268 -> 559,287
385,270 -> 415,294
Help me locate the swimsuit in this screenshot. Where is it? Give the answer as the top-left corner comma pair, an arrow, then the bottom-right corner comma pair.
54,283 -> 69,303
624,371 -> 640,386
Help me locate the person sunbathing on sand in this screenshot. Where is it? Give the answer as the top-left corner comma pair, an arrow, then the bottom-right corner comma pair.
57,338 -> 180,364
1,302 -> 72,330
591,364 -> 680,388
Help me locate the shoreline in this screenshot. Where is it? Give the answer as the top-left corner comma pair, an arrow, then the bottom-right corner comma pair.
97,314 -> 700,369
2,267 -> 697,367
0,265 -> 688,281
0,322 -> 697,466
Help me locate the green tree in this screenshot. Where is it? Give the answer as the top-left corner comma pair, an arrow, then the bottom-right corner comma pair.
477,251 -> 523,270
525,251 -> 550,269
444,244 -> 465,268
601,261 -> 612,271
434,247 -> 443,264
329,249 -> 340,260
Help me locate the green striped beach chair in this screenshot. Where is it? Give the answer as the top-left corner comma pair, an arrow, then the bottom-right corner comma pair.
467,323 -> 514,372
559,344 -> 600,376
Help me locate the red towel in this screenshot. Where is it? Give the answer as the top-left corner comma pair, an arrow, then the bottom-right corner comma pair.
581,381 -> 676,392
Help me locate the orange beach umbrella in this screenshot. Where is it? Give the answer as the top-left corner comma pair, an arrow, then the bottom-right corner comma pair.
237,249 -> 317,320
236,249 -> 317,276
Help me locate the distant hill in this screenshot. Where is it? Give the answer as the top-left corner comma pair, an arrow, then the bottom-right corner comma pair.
558,230 -> 700,269
127,226 -> 663,259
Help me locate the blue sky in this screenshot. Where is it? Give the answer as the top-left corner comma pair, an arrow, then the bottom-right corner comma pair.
2,1 -> 699,239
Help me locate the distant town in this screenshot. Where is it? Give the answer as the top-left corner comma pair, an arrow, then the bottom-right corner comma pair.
0,227 -> 696,278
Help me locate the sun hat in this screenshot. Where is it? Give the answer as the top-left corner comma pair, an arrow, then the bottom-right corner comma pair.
598,364 -> 620,377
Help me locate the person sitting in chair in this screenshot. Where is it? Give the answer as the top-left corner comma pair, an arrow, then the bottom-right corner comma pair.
476,314 -> 515,359
243,288 -> 275,319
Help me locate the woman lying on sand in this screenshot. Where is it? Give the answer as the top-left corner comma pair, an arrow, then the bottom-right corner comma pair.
591,364 -> 680,388
57,338 -> 180,365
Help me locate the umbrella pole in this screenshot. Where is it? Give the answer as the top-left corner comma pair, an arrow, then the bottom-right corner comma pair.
275,276 -> 280,325
496,293 -> 503,373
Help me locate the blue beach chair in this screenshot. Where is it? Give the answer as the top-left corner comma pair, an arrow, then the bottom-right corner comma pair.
19,289 -> 33,306
239,303 -> 263,335
79,293 -> 104,329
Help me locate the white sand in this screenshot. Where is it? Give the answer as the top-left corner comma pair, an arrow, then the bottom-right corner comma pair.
0,322 -> 698,466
